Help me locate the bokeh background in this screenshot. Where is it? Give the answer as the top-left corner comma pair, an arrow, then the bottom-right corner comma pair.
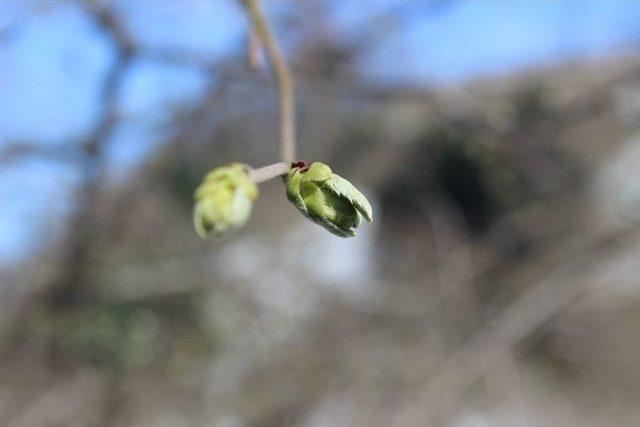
2,1 -> 640,426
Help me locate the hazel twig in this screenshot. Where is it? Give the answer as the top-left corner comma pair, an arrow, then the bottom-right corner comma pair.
241,0 -> 296,163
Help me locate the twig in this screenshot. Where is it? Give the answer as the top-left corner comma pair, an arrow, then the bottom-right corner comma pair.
0,143 -> 82,164
248,162 -> 290,183
247,28 -> 262,70
241,0 -> 296,163
51,27 -> 132,304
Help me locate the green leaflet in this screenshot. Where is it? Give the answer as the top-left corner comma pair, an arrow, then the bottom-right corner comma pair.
323,174 -> 373,223
284,167 -> 307,213
284,162 -> 373,238
193,163 -> 259,239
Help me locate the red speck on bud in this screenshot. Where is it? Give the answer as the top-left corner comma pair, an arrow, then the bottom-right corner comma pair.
291,161 -> 311,172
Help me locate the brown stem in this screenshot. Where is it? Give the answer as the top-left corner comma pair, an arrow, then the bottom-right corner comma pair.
248,162 -> 290,183
241,0 -> 296,163
247,28 -> 262,70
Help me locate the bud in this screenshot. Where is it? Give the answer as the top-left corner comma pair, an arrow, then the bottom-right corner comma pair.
285,162 -> 373,237
193,163 -> 259,238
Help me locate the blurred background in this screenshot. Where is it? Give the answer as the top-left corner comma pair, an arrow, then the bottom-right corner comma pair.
2,0 -> 640,426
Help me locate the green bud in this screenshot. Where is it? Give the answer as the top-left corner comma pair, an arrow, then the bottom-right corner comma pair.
285,162 -> 373,237
193,163 -> 259,238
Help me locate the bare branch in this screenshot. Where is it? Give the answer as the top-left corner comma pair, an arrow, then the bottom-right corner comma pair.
247,28 -> 263,70
247,161 -> 289,183
0,143 -> 81,164
241,0 -> 296,163
51,3 -> 133,304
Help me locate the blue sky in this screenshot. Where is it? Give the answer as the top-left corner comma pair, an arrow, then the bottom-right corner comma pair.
1,0 -> 640,264
385,0 -> 640,81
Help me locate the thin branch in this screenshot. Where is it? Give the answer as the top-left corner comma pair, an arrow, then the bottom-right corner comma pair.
241,0 -> 296,163
51,3 -> 132,304
248,161 -> 289,183
247,28 -> 262,70
0,143 -> 82,164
